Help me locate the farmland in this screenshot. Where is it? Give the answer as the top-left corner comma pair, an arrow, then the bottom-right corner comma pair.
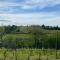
0,25 -> 60,60
0,48 -> 60,60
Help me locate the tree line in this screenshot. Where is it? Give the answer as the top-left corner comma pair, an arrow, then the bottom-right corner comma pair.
42,24 -> 60,30
0,25 -> 60,49
0,24 -> 60,34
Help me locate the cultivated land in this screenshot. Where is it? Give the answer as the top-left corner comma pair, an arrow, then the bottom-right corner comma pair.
0,32 -> 60,60
0,25 -> 60,60
0,48 -> 60,60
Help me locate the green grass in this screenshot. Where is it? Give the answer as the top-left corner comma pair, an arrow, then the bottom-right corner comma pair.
2,34 -> 33,40
0,48 -> 60,60
0,31 -> 60,60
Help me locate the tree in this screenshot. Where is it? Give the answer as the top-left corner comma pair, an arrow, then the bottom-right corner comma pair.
42,24 -> 45,29
4,25 -> 17,33
29,25 -> 47,48
0,26 -> 5,48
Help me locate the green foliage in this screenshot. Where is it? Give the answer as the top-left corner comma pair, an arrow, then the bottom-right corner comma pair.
0,25 -> 60,49
0,49 -> 60,60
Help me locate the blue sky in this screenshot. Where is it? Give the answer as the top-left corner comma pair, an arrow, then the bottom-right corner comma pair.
0,0 -> 60,26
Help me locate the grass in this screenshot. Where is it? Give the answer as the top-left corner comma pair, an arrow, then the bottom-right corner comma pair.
0,31 -> 60,60
0,48 -> 60,60
2,34 -> 33,40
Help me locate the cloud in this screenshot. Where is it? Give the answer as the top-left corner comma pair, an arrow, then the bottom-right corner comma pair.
0,20 -> 11,22
0,12 -> 60,26
0,0 -> 60,26
0,0 -> 60,10
0,1 -> 60,13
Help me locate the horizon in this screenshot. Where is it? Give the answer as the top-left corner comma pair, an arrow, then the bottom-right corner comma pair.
0,0 -> 60,26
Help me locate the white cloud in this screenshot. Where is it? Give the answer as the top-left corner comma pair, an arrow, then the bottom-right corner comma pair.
0,0 -> 60,26
0,0 -> 60,9
0,12 -> 60,26
20,0 -> 60,9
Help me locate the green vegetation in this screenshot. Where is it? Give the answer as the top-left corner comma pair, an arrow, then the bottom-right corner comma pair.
0,25 -> 60,49
0,25 -> 60,60
0,48 -> 60,60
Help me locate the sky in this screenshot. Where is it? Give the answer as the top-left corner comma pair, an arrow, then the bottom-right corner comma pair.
0,0 -> 60,26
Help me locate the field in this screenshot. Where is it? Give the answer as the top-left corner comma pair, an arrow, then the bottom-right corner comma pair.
2,34 -> 32,39
0,48 -> 60,60
0,28 -> 60,60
